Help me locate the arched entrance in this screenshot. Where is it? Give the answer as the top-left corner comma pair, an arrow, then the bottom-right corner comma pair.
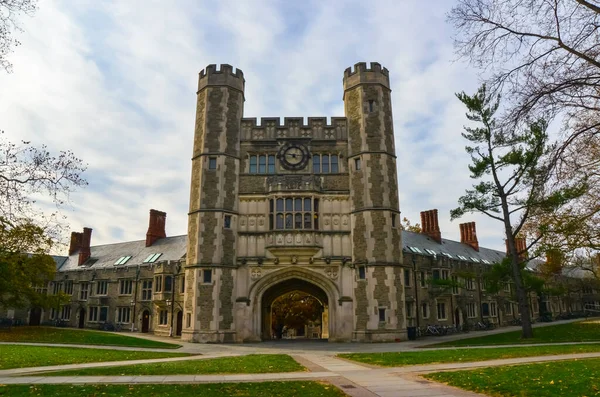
78,308 -> 86,328
175,311 -> 183,337
29,308 -> 42,326
260,278 -> 329,341
141,310 -> 150,333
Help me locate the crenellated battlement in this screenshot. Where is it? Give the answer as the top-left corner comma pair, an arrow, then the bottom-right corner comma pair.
198,64 -> 245,92
240,117 -> 347,141
343,62 -> 389,78
200,64 -> 244,79
343,61 -> 390,91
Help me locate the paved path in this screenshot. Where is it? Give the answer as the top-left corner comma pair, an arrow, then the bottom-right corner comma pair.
3,350 -> 600,396
1,318 -> 596,396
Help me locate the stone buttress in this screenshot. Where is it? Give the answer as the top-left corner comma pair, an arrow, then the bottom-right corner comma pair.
343,62 -> 406,341
182,64 -> 244,343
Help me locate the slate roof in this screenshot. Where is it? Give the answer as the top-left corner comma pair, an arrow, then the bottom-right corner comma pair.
51,255 -> 68,270
58,235 -> 187,271
402,230 -> 506,264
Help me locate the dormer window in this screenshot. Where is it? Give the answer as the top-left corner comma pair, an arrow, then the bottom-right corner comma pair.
143,253 -> 162,263
114,256 -> 132,266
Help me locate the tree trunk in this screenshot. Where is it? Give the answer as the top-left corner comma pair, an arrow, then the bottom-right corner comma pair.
506,231 -> 534,338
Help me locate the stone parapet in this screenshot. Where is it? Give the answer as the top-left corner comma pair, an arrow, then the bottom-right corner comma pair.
197,64 -> 245,92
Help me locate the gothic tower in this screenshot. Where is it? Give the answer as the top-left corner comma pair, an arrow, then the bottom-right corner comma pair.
343,62 -> 405,340
182,64 -> 244,343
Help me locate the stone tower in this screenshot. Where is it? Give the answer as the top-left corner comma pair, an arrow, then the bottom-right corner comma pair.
343,62 -> 405,340
183,64 -> 244,343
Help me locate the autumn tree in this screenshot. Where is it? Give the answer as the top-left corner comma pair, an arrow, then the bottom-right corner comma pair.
271,291 -> 323,337
400,217 -> 422,233
1,0 -> 37,73
451,85 -> 586,338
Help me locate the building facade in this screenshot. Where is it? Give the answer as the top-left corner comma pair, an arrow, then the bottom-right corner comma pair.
2,63 -> 597,340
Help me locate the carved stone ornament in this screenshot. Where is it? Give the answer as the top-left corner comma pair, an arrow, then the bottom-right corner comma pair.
251,268 -> 262,279
325,267 -> 339,279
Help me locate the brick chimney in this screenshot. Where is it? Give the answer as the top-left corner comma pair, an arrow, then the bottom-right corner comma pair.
506,237 -> 528,262
78,227 -> 92,266
420,209 -> 441,243
69,231 -> 83,256
459,222 -> 479,251
146,209 -> 167,247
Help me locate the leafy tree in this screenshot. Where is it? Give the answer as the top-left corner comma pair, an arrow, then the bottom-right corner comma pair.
1,0 -> 37,73
451,85 -> 586,338
0,217 -> 56,308
448,0 -> 600,150
271,291 -> 323,337
400,217 -> 422,233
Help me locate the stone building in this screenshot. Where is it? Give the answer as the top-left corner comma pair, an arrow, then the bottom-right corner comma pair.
3,63 -> 597,340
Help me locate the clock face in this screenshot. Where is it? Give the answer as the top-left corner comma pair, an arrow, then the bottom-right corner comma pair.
278,143 -> 309,170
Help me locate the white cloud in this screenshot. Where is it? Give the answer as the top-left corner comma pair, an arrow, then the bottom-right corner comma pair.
0,0 -> 506,252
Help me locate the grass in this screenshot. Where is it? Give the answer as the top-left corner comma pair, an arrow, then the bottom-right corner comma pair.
0,327 -> 180,349
339,343 -> 600,367
0,382 -> 345,397
42,354 -> 304,376
425,358 -> 600,397
431,319 -> 600,347
0,345 -> 190,370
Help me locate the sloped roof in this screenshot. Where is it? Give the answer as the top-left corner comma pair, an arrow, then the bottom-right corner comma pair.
58,235 -> 187,271
51,255 -> 69,270
402,230 -> 506,264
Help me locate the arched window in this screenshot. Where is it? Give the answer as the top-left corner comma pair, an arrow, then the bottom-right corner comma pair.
276,214 -> 284,229
249,156 -> 257,173
313,155 -> 320,173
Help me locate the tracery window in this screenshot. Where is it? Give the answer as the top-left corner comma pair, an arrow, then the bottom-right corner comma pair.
269,197 -> 319,230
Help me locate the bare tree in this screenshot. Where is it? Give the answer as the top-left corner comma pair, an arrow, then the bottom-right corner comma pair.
1,0 -> 37,73
448,0 -> 600,150
0,131 -> 87,241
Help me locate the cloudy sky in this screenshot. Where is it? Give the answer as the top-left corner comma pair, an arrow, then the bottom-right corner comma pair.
0,0 -> 508,252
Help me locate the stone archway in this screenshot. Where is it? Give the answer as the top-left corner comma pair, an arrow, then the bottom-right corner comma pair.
248,267 -> 341,341
262,278 -> 328,340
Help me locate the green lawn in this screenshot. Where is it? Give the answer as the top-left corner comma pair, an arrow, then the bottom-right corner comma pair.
339,343 -> 600,367
43,354 -> 304,376
0,382 -> 345,397
431,319 -> 600,347
0,327 -> 180,349
0,345 -> 190,370
425,358 -> 600,397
